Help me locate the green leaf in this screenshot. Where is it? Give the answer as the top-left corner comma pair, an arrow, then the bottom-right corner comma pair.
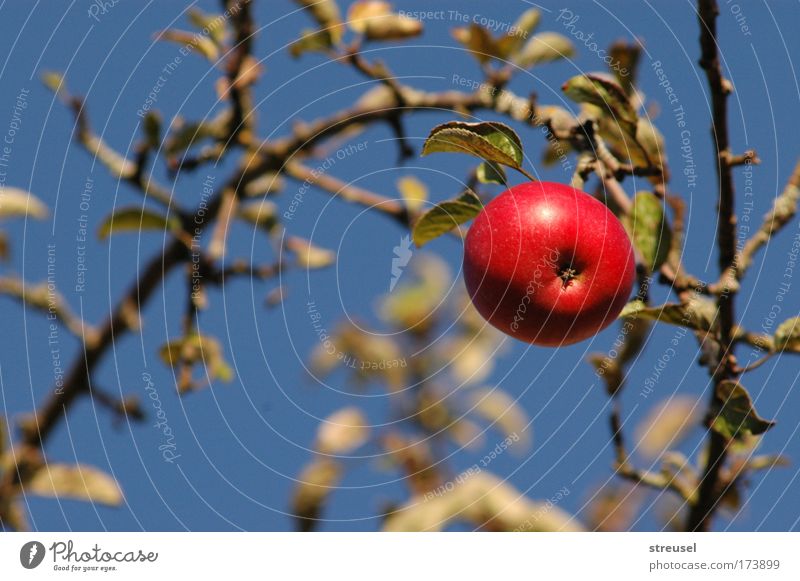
27,464 -> 123,506
98,207 -> 178,239
412,190 -> 482,247
476,161 -> 507,185
514,32 -> 575,69
624,191 -> 672,272
142,111 -> 162,149
563,73 -> 639,137
289,28 -> 336,58
422,121 -> 524,171
711,380 -> 775,441
498,8 -> 541,57
0,188 -> 49,221
774,317 -> 800,352
619,297 -> 717,333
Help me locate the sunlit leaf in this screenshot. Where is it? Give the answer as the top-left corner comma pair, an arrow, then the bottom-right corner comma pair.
380,254 -> 450,331
316,407 -> 369,454
634,397 -> 699,459
422,121 -> 524,170
245,171 -> 285,197
98,207 -> 178,239
186,8 -> 227,46
563,73 -> 638,137
285,236 -> 336,269
384,472 -> 580,532
774,317 -> 800,352
397,175 -> 428,213
238,200 -> 279,233
41,71 -> 66,97
27,464 -> 123,506
159,333 -> 233,390
412,190 -> 482,247
0,188 -> 49,221
711,380 -> 775,441
469,387 -> 530,448
451,24 -> 500,64
157,29 -> 219,61
289,28 -> 335,58
514,32 -> 574,68
291,458 -> 342,531
295,0 -> 343,43
498,8 -> 541,57
349,2 -> 422,40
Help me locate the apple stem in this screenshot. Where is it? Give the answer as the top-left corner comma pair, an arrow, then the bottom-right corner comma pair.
558,267 -> 577,288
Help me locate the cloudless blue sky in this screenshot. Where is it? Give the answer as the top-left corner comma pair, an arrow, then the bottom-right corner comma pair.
0,0 -> 799,531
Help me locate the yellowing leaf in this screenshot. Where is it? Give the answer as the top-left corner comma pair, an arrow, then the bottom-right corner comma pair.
380,254 -> 450,331
383,472 -> 580,532
411,190 -> 482,247
563,73 -> 638,137
397,175 -> 427,213
469,387 -> 530,447
0,188 -> 49,221
498,8 -> 541,57
774,317 -> 800,352
238,200 -> 279,233
348,0 -> 391,32
157,29 -> 219,61
514,32 -> 574,68
634,397 -> 699,459
348,1 -> 421,40
290,28 -> 336,58
295,0 -> 343,43
452,24 -> 500,64
186,8 -> 227,45
27,464 -> 123,506
285,236 -> 335,268
291,458 -> 342,531
98,207 -> 178,239
316,407 -> 369,454
41,71 -> 66,97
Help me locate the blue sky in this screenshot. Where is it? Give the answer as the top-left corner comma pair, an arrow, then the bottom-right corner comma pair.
0,0 -> 799,531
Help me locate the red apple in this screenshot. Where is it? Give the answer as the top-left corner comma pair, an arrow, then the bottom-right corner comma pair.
463,181 -> 635,346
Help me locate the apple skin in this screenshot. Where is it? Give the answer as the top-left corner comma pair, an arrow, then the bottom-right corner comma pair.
463,181 -> 635,346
